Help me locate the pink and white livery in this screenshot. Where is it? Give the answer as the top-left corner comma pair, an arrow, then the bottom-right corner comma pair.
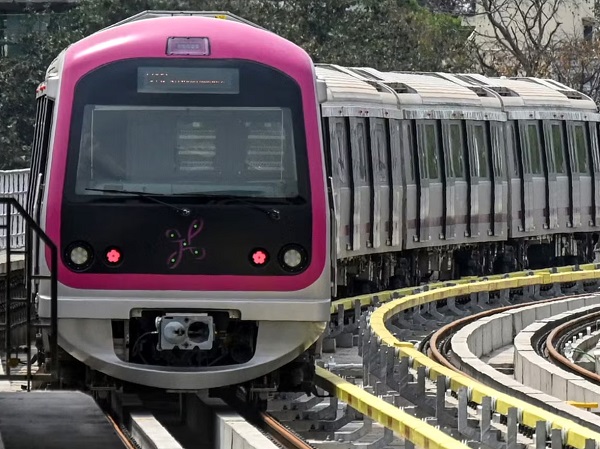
29,11 -> 330,393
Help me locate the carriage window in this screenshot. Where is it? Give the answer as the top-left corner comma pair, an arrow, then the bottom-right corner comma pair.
468,122 -> 489,178
526,123 -> 542,175
443,121 -> 465,179
351,118 -> 369,185
551,123 -> 565,174
370,118 -> 389,184
508,122 -> 520,177
573,123 -> 589,174
417,121 -> 439,180
490,123 -> 504,177
399,121 -> 414,183
591,123 -> 600,174
329,118 -> 350,187
391,120 -> 406,183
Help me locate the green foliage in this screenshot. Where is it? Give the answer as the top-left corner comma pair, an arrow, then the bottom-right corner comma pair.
0,0 -> 471,169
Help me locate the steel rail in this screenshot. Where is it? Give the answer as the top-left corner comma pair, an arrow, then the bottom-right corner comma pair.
428,293 -> 591,372
546,311 -> 600,384
259,411 -> 316,449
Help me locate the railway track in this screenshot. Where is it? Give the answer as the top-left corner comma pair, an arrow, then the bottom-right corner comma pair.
545,311 -> 600,384
427,293 -> 592,371
325,264 -> 600,449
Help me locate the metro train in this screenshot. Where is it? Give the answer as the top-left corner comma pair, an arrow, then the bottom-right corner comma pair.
25,10 -> 600,394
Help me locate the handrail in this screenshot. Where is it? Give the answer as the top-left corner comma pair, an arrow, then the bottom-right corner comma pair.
315,366 -> 471,449
331,266 -> 600,449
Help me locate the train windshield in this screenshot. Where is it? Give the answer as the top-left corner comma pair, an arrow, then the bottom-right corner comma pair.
74,105 -> 298,198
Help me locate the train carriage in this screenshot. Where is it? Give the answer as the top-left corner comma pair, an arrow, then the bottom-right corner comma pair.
315,65 -> 600,293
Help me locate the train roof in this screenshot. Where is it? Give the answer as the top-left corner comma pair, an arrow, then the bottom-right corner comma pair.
315,64 -> 600,122
101,10 -> 266,31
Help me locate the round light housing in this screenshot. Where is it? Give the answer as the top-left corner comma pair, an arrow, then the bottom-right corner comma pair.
283,248 -> 303,268
64,241 -> 94,271
70,246 -> 89,265
278,244 -> 308,273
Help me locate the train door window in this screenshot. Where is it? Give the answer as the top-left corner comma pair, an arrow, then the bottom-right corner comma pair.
549,122 -> 566,174
406,122 -> 417,183
520,121 -> 542,175
467,121 -> 489,178
390,120 -> 406,184
507,122 -> 521,177
490,122 -> 505,178
591,123 -> 600,174
571,122 -> 589,174
442,120 -> 465,179
350,117 -> 370,186
416,121 -> 440,180
328,118 -> 351,187
530,124 -> 543,175
370,118 -> 389,185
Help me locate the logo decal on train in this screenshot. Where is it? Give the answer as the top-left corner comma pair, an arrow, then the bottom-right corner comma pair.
165,219 -> 206,269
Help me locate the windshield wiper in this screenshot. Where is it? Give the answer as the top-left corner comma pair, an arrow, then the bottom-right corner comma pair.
218,197 -> 281,221
171,192 -> 283,221
85,188 -> 191,217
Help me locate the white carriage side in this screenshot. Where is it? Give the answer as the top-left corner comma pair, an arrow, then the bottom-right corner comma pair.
316,65 -> 600,291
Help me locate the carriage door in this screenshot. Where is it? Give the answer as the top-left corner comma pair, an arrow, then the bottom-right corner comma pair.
388,119 -> 404,248
519,121 -> 544,232
466,121 -> 492,238
544,121 -> 568,230
349,117 -> 371,250
490,122 -> 508,237
441,120 -> 467,241
369,118 -> 388,250
591,122 -> 600,226
415,120 -> 442,242
566,122 -> 590,228
542,121 -> 560,230
327,118 -> 352,255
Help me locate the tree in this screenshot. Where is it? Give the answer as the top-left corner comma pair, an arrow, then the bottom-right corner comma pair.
552,37 -> 600,103
459,0 -> 600,104
0,0 -> 472,169
418,0 -> 475,14
464,0 -> 592,77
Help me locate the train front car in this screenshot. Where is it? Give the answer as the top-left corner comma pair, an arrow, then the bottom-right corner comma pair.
34,13 -> 330,392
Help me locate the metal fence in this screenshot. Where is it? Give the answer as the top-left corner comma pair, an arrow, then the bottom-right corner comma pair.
0,169 -> 29,249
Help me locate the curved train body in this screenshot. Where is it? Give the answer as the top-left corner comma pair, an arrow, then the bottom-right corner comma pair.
28,12 -> 330,391
314,66 -> 600,294
28,11 -> 600,392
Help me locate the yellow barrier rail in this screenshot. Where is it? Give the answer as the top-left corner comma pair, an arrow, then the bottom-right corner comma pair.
331,263 -> 600,314
315,366 -> 471,449
330,265 -> 600,449
568,401 -> 599,410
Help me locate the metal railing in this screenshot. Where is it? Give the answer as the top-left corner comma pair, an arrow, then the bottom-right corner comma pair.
0,169 -> 29,249
330,266 -> 600,449
0,196 -> 57,391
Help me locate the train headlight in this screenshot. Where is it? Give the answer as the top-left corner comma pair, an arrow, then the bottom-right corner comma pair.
279,245 -> 308,273
64,241 -> 94,271
283,248 -> 302,268
70,246 -> 90,265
